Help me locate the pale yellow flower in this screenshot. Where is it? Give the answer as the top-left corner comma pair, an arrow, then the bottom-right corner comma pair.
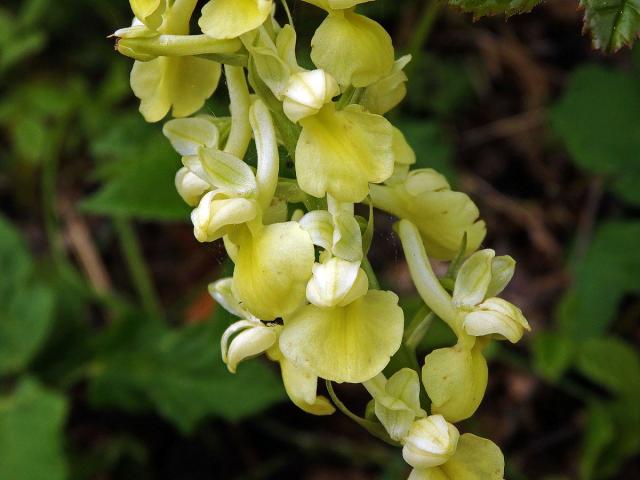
402,415 -> 459,469
233,222 -> 315,320
311,10 -> 394,87
409,434 -> 504,480
421,341 -> 488,423
296,103 -> 394,202
364,369 -> 426,441
199,0 -> 273,39
279,290 -> 404,383
371,169 -> 486,260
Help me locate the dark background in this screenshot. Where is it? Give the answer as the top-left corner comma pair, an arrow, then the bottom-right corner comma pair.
1,0 -> 639,479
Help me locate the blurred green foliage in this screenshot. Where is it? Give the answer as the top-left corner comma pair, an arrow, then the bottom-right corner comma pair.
1,0 -> 639,479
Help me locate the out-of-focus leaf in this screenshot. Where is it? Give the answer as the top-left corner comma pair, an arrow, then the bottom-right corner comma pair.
19,0 -> 48,28
12,114 -> 48,163
0,378 -> 68,480
532,331 -> 575,382
396,120 -> 456,183
0,31 -> 46,73
0,284 -> 55,374
82,114 -> 189,221
89,315 -> 285,433
558,221 -> 640,339
406,54 -> 477,117
582,397 -> 640,479
0,215 -> 55,374
580,402 -> 615,480
80,151 -> 189,220
0,214 -> 33,301
550,65 -> 640,205
445,0 -> 540,17
576,337 -> 640,397
581,0 -> 640,52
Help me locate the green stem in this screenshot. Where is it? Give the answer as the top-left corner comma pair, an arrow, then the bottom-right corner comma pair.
361,256 -> 381,290
280,0 -> 294,27
336,86 -> 363,110
326,381 -> 400,447
406,0 -> 441,77
114,218 -> 163,319
404,306 -> 435,352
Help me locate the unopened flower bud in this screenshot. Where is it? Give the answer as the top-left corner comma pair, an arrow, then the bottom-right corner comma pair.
175,167 -> 210,207
463,297 -> 530,343
283,69 -> 339,123
221,320 -> 277,373
402,415 -> 459,469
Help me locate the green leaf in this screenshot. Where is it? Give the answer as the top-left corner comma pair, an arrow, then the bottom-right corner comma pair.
81,143 -> 189,221
445,0 -> 540,17
576,337 -> 640,397
532,331 -> 575,382
396,120 -> 457,184
581,0 -> 640,52
0,215 -> 55,374
0,214 -> 33,302
580,402 -> 615,480
0,284 -> 55,374
581,397 -> 640,479
558,221 -> 640,339
0,378 -> 68,480
89,315 -> 285,433
406,54 -> 477,117
550,65 -> 640,205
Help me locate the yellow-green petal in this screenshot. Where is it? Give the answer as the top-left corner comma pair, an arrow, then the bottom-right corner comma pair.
303,0 -> 373,8
233,222 -> 315,320
131,56 -> 221,122
311,11 -> 394,87
422,342 -> 488,423
280,357 -> 336,416
130,0 -> 165,30
361,55 -> 411,115
199,0 -> 273,39
439,434 -> 504,480
370,169 -> 486,260
296,103 -> 394,202
452,249 -> 495,308
280,290 -> 404,383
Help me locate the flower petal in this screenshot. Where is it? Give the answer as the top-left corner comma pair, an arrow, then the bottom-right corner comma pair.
280,290 -> 404,383
440,434 -> 504,480
163,117 -> 220,156
233,222 -> 315,320
131,56 -> 221,122
311,11 -> 394,87
296,103 -> 394,202
452,249 -> 495,308
422,343 -> 488,423
199,0 -> 273,39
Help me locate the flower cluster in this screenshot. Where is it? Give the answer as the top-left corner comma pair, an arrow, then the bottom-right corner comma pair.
113,0 -> 530,477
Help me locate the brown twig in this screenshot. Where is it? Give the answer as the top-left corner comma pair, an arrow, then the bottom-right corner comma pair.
60,197 -> 112,295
